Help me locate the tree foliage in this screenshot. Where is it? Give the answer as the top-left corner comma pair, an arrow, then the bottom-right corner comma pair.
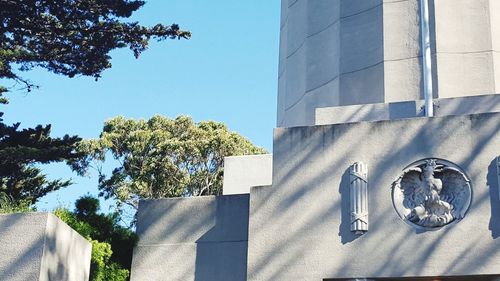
0,0 -> 189,205
73,115 -> 267,209
0,0 -> 190,92
0,121 -> 82,204
54,195 -> 137,281
0,192 -> 34,213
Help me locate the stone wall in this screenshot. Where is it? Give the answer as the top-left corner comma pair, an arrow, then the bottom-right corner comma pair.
0,212 -> 91,281
223,154 -> 273,195
248,113 -> 500,280
433,0 -> 500,98
131,195 -> 250,281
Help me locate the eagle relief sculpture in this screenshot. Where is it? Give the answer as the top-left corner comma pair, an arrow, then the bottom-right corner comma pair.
392,159 -> 472,229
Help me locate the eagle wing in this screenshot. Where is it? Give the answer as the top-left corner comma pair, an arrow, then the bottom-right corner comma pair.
439,167 -> 471,219
398,168 -> 425,209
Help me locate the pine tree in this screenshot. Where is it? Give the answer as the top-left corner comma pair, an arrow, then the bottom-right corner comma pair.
0,0 -> 189,205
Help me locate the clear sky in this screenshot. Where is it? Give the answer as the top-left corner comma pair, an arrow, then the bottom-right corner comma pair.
3,1 -> 281,213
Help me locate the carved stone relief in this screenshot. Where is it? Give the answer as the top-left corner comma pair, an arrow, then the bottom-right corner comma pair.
350,162 -> 368,234
392,159 -> 472,229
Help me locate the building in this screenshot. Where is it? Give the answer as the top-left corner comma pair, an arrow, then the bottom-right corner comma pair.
130,1 -> 500,280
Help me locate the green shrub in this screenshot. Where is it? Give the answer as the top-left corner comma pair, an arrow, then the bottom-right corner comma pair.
0,192 -> 33,214
89,240 -> 129,281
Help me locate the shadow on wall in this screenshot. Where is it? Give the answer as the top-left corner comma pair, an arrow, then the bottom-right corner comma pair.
134,195 -> 250,281
193,196 -> 249,281
339,167 -> 360,244
248,113 -> 500,280
0,215 -> 45,281
0,214 -> 72,281
488,157 -> 500,239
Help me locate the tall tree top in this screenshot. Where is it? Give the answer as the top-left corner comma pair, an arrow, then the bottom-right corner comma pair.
0,0 -> 190,91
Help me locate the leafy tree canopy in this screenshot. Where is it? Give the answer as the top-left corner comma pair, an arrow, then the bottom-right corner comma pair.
73,115 -> 267,209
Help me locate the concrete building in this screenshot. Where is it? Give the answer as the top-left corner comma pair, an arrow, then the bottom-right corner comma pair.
0,212 -> 92,281
131,1 -> 500,280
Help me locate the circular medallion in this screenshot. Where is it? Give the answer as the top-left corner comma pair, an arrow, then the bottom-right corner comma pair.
392,158 -> 472,230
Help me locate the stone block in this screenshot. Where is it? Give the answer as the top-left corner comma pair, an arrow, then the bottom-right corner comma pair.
495,52 -> 500,93
436,52 -> 495,98
384,57 -> 423,103
0,212 -> 91,281
284,45 -> 306,109
433,94 -> 500,117
281,97 -> 308,128
340,0 -> 381,17
339,4 -> 383,74
490,0 -> 500,51
434,0 -> 492,53
383,0 -> 420,61
286,0 -> 307,56
307,0 -> 340,36
223,154 -> 273,195
306,21 -> 340,92
131,195 -> 249,281
339,63 -> 384,106
278,23 -> 287,78
305,78 -> 340,123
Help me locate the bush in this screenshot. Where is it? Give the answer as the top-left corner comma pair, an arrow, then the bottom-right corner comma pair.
0,192 -> 33,214
90,240 -> 129,281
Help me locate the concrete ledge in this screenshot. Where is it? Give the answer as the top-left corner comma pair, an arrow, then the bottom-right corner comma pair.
223,154 -> 273,195
0,212 -> 91,281
315,94 -> 500,125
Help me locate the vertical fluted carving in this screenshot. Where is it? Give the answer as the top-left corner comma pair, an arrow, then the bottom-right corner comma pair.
350,161 -> 368,235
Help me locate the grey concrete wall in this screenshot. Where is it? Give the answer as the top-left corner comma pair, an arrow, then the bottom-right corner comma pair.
0,212 -> 91,281
131,195 -> 250,281
0,213 -> 47,281
277,0 -> 500,128
277,0 -> 384,127
39,213 -> 92,281
223,154 -> 273,195
316,94 -> 500,125
433,0 -> 499,98
248,113 -> 500,280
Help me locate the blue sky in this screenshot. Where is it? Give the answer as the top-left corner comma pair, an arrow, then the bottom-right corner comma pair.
3,1 -> 281,213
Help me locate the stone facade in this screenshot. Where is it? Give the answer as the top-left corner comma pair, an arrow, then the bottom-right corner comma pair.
131,1 -> 500,280
248,113 -> 500,280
